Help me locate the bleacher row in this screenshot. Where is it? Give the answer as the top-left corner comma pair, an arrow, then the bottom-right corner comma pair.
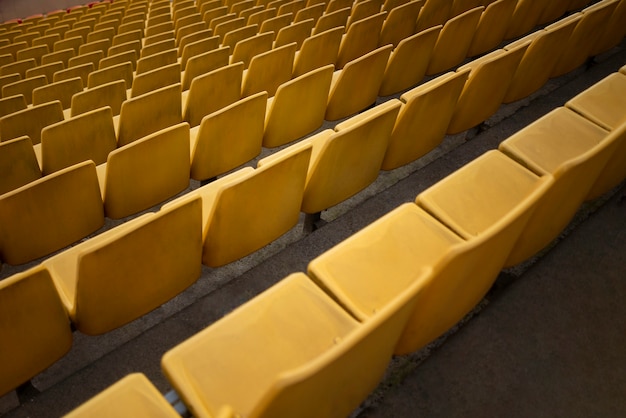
0,0 -> 625,415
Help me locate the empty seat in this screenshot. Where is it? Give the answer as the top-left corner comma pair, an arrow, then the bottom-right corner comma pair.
0,100 -> 64,145
0,136 -> 42,195
135,49 -> 178,75
0,93 -> 26,118
53,62 -> 93,85
182,46 -> 230,90
230,32 -> 274,69
426,6 -> 483,75
2,58 -> 39,81
258,13 -> 292,41
274,18 -> 315,49
326,45 -> 392,121
183,62 -> 244,128
88,61 -> 134,89
241,42 -> 296,97
116,83 -> 183,147
32,76 -> 83,109
379,0 -> 423,48
498,107 -> 621,266
97,121 -> 187,219
99,50 -> 138,71
379,25 -> 441,97
39,107 -> 117,175
264,65 -> 334,148
68,50 -> 103,70
130,62 -> 181,97
467,0 -> 516,57
26,61 -> 64,83
180,35 -> 220,70
382,69 -> 469,170
42,196 -> 201,335
16,44 -> 49,65
0,265 -> 73,397
301,100 -> 401,215
178,29 -> 215,58
309,150 -> 552,355
504,0 -> 546,39
292,26 -> 343,77
336,12 -> 386,70
0,160 -> 104,265
447,44 -> 527,134
590,0 -> 626,56
41,48 -> 75,67
416,0 -> 453,31
313,7 -> 350,34
162,270 -> 422,418
190,92 -> 266,181
346,0 -> 383,28
64,374 -> 182,417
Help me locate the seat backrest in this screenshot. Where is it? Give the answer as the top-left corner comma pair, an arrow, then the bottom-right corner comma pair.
292,26 -> 343,77
0,93 -> 27,118
0,265 -> 73,397
135,48 -> 178,75
72,79 -> 127,117
2,74 -> 46,105
98,49 -> 138,71
313,6 -> 350,34
242,42 -> 296,97
32,76 -> 83,109
130,62 -> 181,97
182,46 -> 230,90
0,100 -> 64,145
42,47 -> 75,67
178,28 -> 215,57
258,14 -> 292,42
336,11 -> 386,69
231,31 -> 274,69
88,60 -> 134,89
180,35 -> 220,70
41,106 -> 117,175
294,3 -> 325,25
275,18 -> 314,50
0,160 -> 104,265
117,83 -> 183,147
379,0 -> 424,48
416,0 -> 453,31
591,0 -> 626,55
504,0 -> 547,39
0,135 -> 42,195
383,69 -> 469,170
190,91 -> 266,181
379,25 -> 441,97
53,62 -> 93,85
264,64 -> 334,148
202,140 -> 312,266
103,122 -> 191,219
302,100 -> 401,214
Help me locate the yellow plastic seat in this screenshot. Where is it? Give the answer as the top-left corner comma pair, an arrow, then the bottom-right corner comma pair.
53,36 -> 84,54
292,26 -> 343,77
99,50 -> 138,71
503,20 -> 576,103
39,107 -> 117,175
88,60 -> 134,89
190,92 -> 266,181
326,0 -> 352,13
0,93 -> 26,118
277,0 -> 307,17
264,65 -> 334,148
379,25 -> 441,97
16,44 -> 49,65
33,33 -> 62,52
116,83 -> 183,147
382,69 -> 469,170
78,38 -> 111,58
590,0 -> 626,56
43,197 -> 201,335
230,32 -> 274,69
99,122 -> 190,219
551,1 -> 618,77
86,27 -> 116,44
178,29 -> 215,57
64,374 -> 182,418
53,62 -> 93,86
180,36 -> 220,71
182,46 -> 230,90
32,76 -> 83,109
498,107 -> 620,266
183,62 -> 244,128
0,160 -> 104,265
326,45 -> 392,121
504,0 -> 546,39
0,265 -> 73,397
173,141 -> 311,267
135,48 -> 178,75
67,50 -> 103,72
0,136 -> 42,195
294,3 -> 325,24
302,100 -> 401,214
274,19 -> 315,49
241,42 -> 296,97
466,0 -> 516,57
447,44 -> 527,134
426,6 -> 483,75
346,0 -> 383,29
537,0 -> 570,24
176,18 -> 206,44
0,100 -> 64,145
416,0 -> 453,31
239,5 -> 266,22
0,41 -> 28,60
313,7 -> 350,35
162,270 -> 422,418
222,25 -> 258,54
111,29 -> 143,48
378,0 -> 423,48
130,62 -> 181,97
108,40 -> 142,62
258,14 -> 293,42
336,12 -> 386,70
2,75 -> 46,105
42,48 -> 75,67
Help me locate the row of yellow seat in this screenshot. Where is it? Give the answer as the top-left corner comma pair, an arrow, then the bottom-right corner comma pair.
57,63 -> 626,417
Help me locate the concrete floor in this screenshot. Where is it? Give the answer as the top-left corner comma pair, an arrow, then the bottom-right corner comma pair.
1,40 -> 625,418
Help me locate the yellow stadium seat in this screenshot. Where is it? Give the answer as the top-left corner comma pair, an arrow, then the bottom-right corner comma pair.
116,83 -> 183,147
0,160 -> 104,265
382,69 -> 469,170
242,42 -> 296,97
1,58 -> 37,79
590,0 -> 626,56
537,0 -> 570,24
326,0 -> 352,13
0,93 -> 26,118
99,122 -> 190,219
379,25 -> 441,97
379,0 -> 423,48
130,62 -> 181,97
98,50 -> 138,71
447,44 -> 526,134
302,100 -> 401,214
190,92 -> 266,181
0,136 -> 41,195
0,100 -> 64,145
182,46 -> 230,90
498,107 -> 621,266
0,265 -> 73,397
39,107 -> 117,175
88,60 -> 134,89
0,41 -> 28,60
53,62 -> 93,85
86,27 -> 116,44
53,36 -> 84,54
326,45 -> 392,121
416,0 -> 453,31
16,44 -> 49,65
178,28 -> 215,58
294,3 -> 325,24
467,0 -> 516,57
33,33 -> 62,52
26,61 -> 64,83
336,12 -> 386,70
347,0 -> 383,28
108,40 -> 142,61
504,0 -> 546,39
426,6 -> 483,75
274,18 -> 315,49
180,35 -> 220,70
78,38 -> 111,58
258,13 -> 292,41
135,48 -> 178,75
41,48 -> 75,67
313,7 -> 350,35
264,65 -> 333,148
230,31 -> 273,69
111,29 -> 143,48
64,374 -> 182,418
43,197 -> 201,335
162,270 -> 422,418
278,0 -> 307,17
222,24 -> 258,53
246,8 -> 277,27
183,62 -> 244,128
32,76 -> 83,109
292,26 -> 342,77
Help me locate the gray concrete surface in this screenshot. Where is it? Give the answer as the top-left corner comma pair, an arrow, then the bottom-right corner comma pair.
1,38 -> 625,418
